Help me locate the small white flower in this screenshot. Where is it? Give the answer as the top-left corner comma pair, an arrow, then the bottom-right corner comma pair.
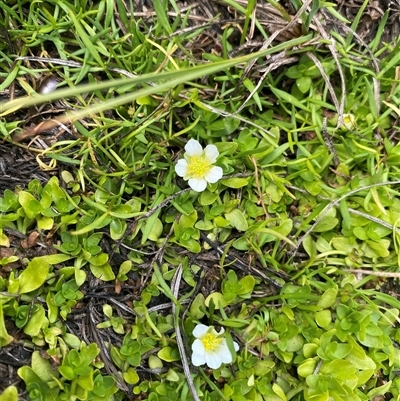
175,139 -> 223,192
342,114 -> 356,130
191,324 -> 239,369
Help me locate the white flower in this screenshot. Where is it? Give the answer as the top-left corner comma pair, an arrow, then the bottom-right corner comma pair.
341,114 -> 356,130
191,324 -> 239,369
175,139 -> 223,192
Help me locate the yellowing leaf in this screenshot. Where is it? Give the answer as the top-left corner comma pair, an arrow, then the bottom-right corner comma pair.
205,292 -> 228,308
157,347 -> 180,362
0,304 -> 13,347
18,257 -> 50,294
0,386 -> 18,401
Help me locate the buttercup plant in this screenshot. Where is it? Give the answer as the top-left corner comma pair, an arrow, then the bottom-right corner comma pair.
191,324 -> 239,369
175,139 -> 223,192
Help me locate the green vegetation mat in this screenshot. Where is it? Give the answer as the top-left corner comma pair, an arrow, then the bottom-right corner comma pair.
1,1 -> 400,400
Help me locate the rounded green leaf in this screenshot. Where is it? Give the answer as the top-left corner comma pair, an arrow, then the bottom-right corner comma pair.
205,292 -> 228,308
166,369 -> 179,382
199,190 -> 219,206
0,385 -> 18,401
298,359 -> 317,378
148,355 -> 163,369
31,351 -> 57,382
315,310 -> 332,329
0,305 -> 13,347
317,288 -> 338,309
90,263 -> 115,281
18,191 -> 42,219
189,293 -> 205,319
225,209 -> 248,231
220,178 -> 250,188
157,347 -> 180,362
313,216 -> 339,232
296,76 -> 311,93
18,258 -> 50,294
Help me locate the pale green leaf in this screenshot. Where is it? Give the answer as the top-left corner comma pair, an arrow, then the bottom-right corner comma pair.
18,258 -> 50,294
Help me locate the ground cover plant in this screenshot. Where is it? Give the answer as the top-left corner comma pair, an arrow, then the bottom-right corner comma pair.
1,0 -> 400,400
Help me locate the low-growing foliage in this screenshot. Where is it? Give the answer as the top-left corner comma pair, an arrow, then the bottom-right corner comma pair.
1,0 -> 400,401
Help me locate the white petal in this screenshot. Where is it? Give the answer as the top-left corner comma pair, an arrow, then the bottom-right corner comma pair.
205,351 -> 223,369
216,340 -> 234,364
188,178 -> 207,192
193,324 -> 209,339
233,341 -> 239,351
204,144 -> 219,163
175,159 -> 188,177
192,339 -> 206,353
191,352 -> 206,366
185,139 -> 203,156
204,166 -> 223,183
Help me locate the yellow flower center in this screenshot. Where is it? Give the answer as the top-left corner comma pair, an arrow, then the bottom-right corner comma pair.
202,333 -> 221,351
187,156 -> 210,178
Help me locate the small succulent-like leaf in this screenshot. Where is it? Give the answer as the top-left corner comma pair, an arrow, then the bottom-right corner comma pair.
225,209 -> 248,231
90,262 -> 115,281
0,385 -> 18,401
157,347 -> 180,362
18,191 -> 42,219
0,304 -> 13,347
18,257 -> 50,294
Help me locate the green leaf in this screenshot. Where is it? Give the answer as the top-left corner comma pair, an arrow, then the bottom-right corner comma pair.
18,257 -> 50,294
270,87 -> 310,111
0,304 -> 13,347
90,263 -> 115,281
317,288 -> 338,309
189,293 -> 205,319
296,76 -> 311,93
152,0 -> 172,34
18,366 -> 44,387
298,359 -> 317,378
199,190 -> 219,206
31,351 -> 58,382
42,254 -> 72,264
24,305 -> 46,337
315,310 -> 332,329
320,360 -> 357,381
166,368 -> 180,382
221,177 -> 250,188
123,368 -> 140,385
313,216 -> 339,232
18,191 -> 42,219
237,275 -> 255,297
37,216 -> 54,230
110,218 -> 127,240
272,383 -> 287,401
146,217 -> 163,241
157,347 -> 180,362
148,355 -> 163,369
243,78 -> 262,110
303,235 -> 316,258
205,292 -> 229,308
225,209 -> 248,231
142,209 -> 163,244
0,386 -> 18,401
215,142 -> 238,154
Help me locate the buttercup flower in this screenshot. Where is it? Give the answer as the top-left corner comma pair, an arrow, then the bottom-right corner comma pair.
175,139 -> 223,192
191,324 -> 239,369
